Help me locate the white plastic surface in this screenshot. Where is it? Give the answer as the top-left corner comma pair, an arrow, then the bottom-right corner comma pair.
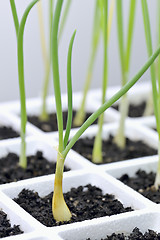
57,209 -> 160,240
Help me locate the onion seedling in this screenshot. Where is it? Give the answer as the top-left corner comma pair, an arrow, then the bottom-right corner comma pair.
154,0 -> 160,188
37,0 -> 53,120
37,0 -> 72,121
141,0 -> 156,120
73,0 -> 101,127
141,0 -> 160,188
73,0 -> 115,127
114,0 -> 136,148
92,0 -> 108,163
51,0 -> 160,222
10,0 -> 40,168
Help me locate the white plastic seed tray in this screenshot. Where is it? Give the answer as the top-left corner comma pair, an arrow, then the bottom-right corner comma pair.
0,110 -> 41,140
0,90 -> 120,136
0,135 -> 88,176
56,208 -> 160,240
0,169 -> 154,234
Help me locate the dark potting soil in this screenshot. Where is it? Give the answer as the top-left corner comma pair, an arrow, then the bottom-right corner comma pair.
0,126 -> 19,140
113,101 -> 147,118
86,227 -> 160,240
28,111 -> 98,132
13,184 -> 133,227
0,210 -> 23,238
119,170 -> 160,204
72,136 -> 157,164
0,151 -> 70,184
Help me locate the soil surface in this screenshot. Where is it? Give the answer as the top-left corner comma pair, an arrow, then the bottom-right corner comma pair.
72,136 -> 157,164
86,227 -> 160,240
28,111 -> 98,132
113,101 -> 147,118
119,170 -> 160,204
0,151 -> 70,184
0,210 -> 23,238
13,184 -> 133,227
0,126 -> 19,140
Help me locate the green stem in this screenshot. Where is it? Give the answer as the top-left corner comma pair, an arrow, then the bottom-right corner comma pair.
37,2 -> 48,66
125,0 -> 136,73
154,0 -> 160,188
72,53 -> 95,127
114,0 -> 126,148
114,93 -> 128,148
51,0 -> 64,153
116,0 -> 125,79
156,0 -> 160,135
92,115 -> 103,163
39,0 -> 54,120
9,0 -> 19,38
92,0 -> 108,163
58,0 -> 72,41
98,0 -> 104,32
99,0 -> 108,104
73,0 -> 101,127
40,63 -> 51,120
40,0 -> 71,120
62,45 -> 160,159
115,0 -> 136,148
49,0 -> 54,38
141,0 -> 158,123
107,0 -> 115,43
64,31 -> 76,148
18,0 -> 39,168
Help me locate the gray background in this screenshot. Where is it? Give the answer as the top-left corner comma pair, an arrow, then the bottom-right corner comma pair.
0,0 -> 156,102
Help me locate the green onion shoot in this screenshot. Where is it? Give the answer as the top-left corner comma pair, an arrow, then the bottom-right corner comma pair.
73,0 -> 114,127
10,0 -> 39,168
141,0 -> 160,188
37,0 -> 52,120
92,0 -> 108,163
114,0 -> 136,149
37,0 -> 72,121
51,0 -> 160,222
